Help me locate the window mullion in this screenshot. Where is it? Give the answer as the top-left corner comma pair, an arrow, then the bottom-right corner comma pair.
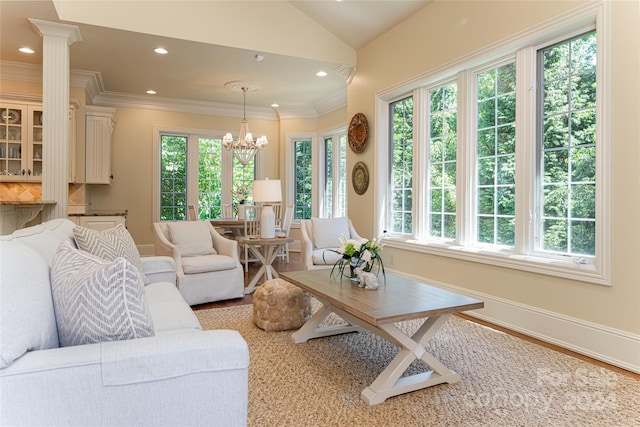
515,46 -> 537,255
187,135 -> 199,209
457,70 -> 475,247
413,87 -> 428,240
221,142 -> 233,206
331,134 -> 340,218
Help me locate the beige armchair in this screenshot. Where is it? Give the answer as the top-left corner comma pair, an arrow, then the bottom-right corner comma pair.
300,217 -> 363,270
153,220 -> 244,305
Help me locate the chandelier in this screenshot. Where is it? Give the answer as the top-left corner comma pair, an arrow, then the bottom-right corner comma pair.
222,84 -> 268,166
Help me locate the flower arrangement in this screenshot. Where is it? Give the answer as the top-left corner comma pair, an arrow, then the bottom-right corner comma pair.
328,235 -> 385,281
231,184 -> 250,204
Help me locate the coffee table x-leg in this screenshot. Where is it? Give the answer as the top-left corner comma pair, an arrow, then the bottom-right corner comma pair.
292,297 -> 461,405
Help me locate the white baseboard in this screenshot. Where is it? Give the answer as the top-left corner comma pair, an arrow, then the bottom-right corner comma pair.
388,268 -> 640,374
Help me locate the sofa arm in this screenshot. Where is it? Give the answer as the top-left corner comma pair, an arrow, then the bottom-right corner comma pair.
141,256 -> 176,284
101,329 -> 248,385
0,330 -> 249,427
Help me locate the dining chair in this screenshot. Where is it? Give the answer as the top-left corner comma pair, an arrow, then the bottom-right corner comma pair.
271,203 -> 282,227
241,205 -> 261,272
222,203 -> 233,219
276,204 -> 295,263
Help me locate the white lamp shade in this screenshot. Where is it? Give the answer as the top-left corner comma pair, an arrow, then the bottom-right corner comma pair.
252,179 -> 282,203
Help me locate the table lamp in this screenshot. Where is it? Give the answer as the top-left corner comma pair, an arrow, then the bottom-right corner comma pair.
252,178 -> 282,238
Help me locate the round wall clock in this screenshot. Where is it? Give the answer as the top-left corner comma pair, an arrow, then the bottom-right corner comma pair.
348,113 -> 369,153
352,161 -> 369,195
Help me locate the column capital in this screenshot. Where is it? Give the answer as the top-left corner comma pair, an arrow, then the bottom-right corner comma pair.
28,18 -> 82,45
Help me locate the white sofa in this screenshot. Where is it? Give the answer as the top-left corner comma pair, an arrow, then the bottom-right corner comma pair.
0,219 -> 249,427
153,221 -> 245,305
300,217 -> 363,270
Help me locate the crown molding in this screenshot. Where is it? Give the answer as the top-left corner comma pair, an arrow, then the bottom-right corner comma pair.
0,61 -> 42,83
312,87 -> 347,116
0,61 -> 102,93
1,60 -> 347,120
92,91 -> 279,121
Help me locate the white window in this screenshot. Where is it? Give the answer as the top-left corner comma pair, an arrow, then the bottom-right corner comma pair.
321,131 -> 347,218
286,129 -> 347,222
536,32 -> 597,257
153,128 -> 257,221
378,3 -> 609,284
292,138 -> 313,220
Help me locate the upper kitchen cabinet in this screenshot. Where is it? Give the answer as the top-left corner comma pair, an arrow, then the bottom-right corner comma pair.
0,103 -> 43,181
85,106 -> 116,184
0,99 -> 78,183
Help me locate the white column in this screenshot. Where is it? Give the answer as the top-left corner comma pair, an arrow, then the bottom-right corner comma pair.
29,19 -> 82,220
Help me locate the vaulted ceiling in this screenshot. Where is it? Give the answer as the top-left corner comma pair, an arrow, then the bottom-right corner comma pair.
1,0 -> 430,117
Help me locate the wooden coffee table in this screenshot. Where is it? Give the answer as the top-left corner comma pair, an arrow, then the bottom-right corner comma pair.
279,269 -> 484,405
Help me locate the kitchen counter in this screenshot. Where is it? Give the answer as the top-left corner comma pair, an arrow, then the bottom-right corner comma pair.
68,209 -> 127,217
0,201 -> 57,235
0,200 -> 57,205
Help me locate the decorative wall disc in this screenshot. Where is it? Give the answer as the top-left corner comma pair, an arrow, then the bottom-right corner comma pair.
352,161 -> 369,195
348,113 -> 368,153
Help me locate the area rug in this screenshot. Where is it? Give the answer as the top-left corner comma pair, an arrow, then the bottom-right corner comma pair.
196,303 -> 640,427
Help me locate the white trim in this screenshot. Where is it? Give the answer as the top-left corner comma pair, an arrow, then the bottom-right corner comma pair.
318,126 -> 348,218
152,127 -> 161,222
285,132 -> 317,220
384,237 -> 606,285
388,269 -> 640,374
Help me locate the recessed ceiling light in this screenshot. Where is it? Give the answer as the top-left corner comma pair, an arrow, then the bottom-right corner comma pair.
270,103 -> 279,108
19,47 -> 34,54
154,48 -> 168,55
146,90 -> 157,95
316,71 -> 328,77
255,54 -> 264,62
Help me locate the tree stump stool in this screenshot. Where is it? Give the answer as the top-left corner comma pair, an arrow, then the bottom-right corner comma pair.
253,278 -> 312,331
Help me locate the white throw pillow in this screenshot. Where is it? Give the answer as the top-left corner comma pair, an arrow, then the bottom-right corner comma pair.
0,240 -> 60,368
311,217 -> 351,249
73,224 -> 149,285
50,241 -> 155,347
166,221 -> 217,257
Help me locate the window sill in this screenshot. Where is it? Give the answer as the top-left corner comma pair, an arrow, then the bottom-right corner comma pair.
382,237 -> 610,286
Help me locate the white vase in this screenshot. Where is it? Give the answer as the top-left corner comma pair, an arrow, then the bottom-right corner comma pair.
237,204 -> 246,220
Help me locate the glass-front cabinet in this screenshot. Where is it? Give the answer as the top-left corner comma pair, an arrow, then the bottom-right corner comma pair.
0,103 -> 43,181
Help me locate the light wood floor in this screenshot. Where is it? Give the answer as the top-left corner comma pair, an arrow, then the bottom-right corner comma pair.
192,252 -> 639,381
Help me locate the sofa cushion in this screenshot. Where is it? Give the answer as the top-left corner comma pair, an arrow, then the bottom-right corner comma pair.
144,282 -> 202,333
182,254 -> 237,274
51,241 -> 155,347
311,217 -> 350,249
311,248 -> 343,265
73,224 -> 150,285
166,221 -> 217,257
0,240 -> 59,368
0,218 -> 76,265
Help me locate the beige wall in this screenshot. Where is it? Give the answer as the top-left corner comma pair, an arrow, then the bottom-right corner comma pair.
88,107 -> 279,246
348,0 -> 640,335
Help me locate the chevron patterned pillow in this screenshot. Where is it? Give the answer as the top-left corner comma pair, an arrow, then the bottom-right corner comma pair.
51,240 -> 154,347
73,224 -> 150,285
